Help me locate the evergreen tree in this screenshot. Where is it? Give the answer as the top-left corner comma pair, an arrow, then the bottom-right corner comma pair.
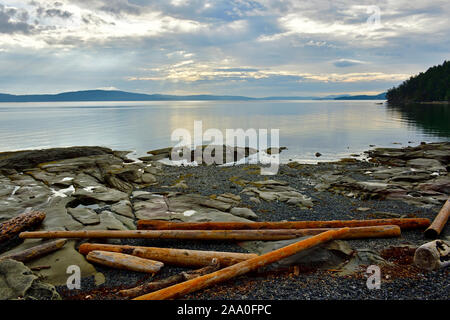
387,61 -> 450,104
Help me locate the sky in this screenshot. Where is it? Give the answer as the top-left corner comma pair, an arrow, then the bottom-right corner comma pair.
0,0 -> 449,97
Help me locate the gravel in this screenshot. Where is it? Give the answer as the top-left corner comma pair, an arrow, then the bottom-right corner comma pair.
57,162 -> 449,300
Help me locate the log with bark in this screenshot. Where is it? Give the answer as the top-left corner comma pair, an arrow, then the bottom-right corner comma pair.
0,239 -> 66,262
86,250 -> 164,273
133,227 -> 350,300
20,225 -> 400,241
137,218 -> 429,231
0,211 -> 46,245
79,243 -> 257,267
119,259 -> 220,298
414,240 -> 450,271
424,198 -> 450,239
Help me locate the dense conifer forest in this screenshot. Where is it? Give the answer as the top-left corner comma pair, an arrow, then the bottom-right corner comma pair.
387,61 -> 450,104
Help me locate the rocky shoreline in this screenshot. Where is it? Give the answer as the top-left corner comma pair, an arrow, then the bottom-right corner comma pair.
0,142 -> 448,300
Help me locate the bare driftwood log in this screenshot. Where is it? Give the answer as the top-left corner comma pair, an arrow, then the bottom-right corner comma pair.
133,227 -> 350,300
79,243 -> 257,267
0,211 -> 46,245
0,239 -> 66,262
20,225 -> 400,241
137,218 -> 429,231
414,240 -> 450,271
86,250 -> 164,273
119,259 -> 220,298
424,198 -> 450,239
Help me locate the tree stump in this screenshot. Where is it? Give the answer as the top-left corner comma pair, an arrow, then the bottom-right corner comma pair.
414,240 -> 450,270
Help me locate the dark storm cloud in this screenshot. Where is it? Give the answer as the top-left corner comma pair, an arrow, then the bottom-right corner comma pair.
0,4 -> 33,34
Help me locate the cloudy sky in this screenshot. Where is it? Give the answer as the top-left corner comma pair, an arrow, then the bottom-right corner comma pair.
0,0 -> 449,97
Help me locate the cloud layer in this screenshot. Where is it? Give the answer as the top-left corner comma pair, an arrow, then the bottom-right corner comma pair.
0,0 -> 448,96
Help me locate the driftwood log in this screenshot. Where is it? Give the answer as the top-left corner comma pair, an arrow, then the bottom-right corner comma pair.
134,227 -> 350,300
79,243 -> 257,267
0,239 -> 66,262
0,211 -> 46,245
20,225 -> 400,241
424,198 -> 450,239
86,250 -> 164,273
414,240 -> 450,271
119,259 -> 220,298
137,218 -> 429,231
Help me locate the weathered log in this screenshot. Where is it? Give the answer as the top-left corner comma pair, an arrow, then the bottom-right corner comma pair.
119,259 -> 221,298
134,227 -> 350,300
20,225 -> 400,241
86,250 -> 164,273
424,198 -> 450,239
0,239 -> 66,262
137,218 -> 429,231
414,240 -> 450,271
79,243 -> 258,267
0,211 -> 46,245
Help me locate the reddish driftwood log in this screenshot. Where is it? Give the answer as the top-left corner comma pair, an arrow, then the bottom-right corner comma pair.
21,225 -> 399,241
137,218 -> 429,231
79,243 -> 257,267
86,250 -> 164,273
134,227 -> 350,300
0,239 -> 66,262
0,211 -> 46,245
414,240 -> 450,270
424,198 -> 450,239
119,259 -> 220,298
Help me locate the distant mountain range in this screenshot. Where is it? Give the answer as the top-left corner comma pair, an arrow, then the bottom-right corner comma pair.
0,90 -> 387,102
334,92 -> 387,100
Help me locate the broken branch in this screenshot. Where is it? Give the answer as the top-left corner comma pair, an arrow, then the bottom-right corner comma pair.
0,239 -> 66,262
119,259 -> 220,298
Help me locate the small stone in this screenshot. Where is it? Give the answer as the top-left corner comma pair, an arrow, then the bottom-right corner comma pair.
249,197 -> 261,204
141,173 -> 157,184
172,180 -> 188,189
356,207 -> 371,212
315,152 -> 322,157
230,207 -> 258,220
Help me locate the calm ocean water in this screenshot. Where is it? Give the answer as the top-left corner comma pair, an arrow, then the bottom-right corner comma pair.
0,100 -> 448,163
